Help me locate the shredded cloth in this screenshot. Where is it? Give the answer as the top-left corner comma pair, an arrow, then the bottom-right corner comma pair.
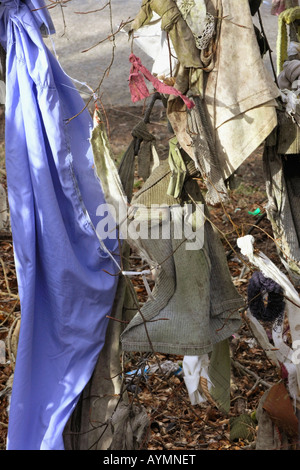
174,0 -> 215,50
238,235 -> 300,401
247,271 -> 285,324
128,53 -> 195,109
90,113 -> 244,356
203,0 -> 279,181
130,0 -> 203,69
277,6 -> 300,73
263,130 -> 300,278
120,157 -> 243,356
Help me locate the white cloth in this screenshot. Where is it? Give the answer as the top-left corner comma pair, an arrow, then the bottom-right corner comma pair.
183,354 -> 212,405
130,12 -> 178,77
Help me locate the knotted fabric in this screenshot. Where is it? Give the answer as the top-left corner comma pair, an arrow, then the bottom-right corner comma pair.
128,53 -> 195,109
248,271 -> 285,324
278,59 -> 300,89
271,0 -> 299,16
277,6 -> 300,73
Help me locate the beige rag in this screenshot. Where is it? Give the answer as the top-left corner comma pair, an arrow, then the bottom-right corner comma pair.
203,0 -> 279,180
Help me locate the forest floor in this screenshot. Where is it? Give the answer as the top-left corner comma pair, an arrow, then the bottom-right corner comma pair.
0,101 -> 298,451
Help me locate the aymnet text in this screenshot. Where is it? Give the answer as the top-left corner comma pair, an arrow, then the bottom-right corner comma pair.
102,453 -> 197,466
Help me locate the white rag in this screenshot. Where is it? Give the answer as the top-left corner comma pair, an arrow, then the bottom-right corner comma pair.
183,354 -> 212,405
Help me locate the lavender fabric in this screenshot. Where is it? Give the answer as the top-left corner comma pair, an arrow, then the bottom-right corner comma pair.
1,0 -> 119,450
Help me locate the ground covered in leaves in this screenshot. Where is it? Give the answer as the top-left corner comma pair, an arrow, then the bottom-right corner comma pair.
0,102 -> 297,450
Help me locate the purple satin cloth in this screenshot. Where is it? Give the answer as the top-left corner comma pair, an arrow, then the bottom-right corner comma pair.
1,0 -> 119,450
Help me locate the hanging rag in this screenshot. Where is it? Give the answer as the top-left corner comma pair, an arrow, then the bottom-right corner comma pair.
120,157 -> 243,356
247,271 -> 285,324
277,6 -> 300,73
278,58 -> 300,89
129,0 -> 205,99
246,310 -> 280,366
130,0 -> 203,70
2,0 -> 120,450
90,112 -> 244,355
124,12 -> 178,78
237,235 -> 300,404
203,0 -> 279,181
183,355 -> 212,406
271,0 -> 299,16
167,95 -> 229,206
174,0 -> 215,50
129,0 -> 227,204
90,105 -> 243,413
128,53 -> 195,110
263,128 -> 300,279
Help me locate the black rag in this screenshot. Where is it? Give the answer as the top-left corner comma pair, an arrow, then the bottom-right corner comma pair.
247,271 -> 285,323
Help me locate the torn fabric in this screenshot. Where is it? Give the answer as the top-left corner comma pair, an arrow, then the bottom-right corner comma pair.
167,95 -> 228,205
130,0 -> 203,70
237,235 -> 300,404
2,0 -> 119,450
127,12 -> 178,78
90,112 -> 243,356
277,6 -> 300,73
271,0 -> 299,16
90,101 -> 243,414
120,156 -> 243,356
128,53 -> 194,109
203,0 -> 279,180
263,128 -> 300,280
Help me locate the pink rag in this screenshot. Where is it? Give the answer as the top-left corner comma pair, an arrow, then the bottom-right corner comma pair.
128,53 -> 194,110
271,0 -> 299,15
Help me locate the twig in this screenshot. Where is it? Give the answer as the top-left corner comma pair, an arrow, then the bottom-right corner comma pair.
231,359 -> 272,389
81,19 -> 132,54
74,3 -> 110,15
6,313 -> 21,368
0,257 -> 18,299
0,298 -> 19,327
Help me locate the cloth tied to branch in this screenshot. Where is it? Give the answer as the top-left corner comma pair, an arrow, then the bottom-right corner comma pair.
247,271 -> 285,324
278,59 -> 300,89
1,0 -> 120,450
238,235 -> 300,401
277,6 -> 300,73
129,53 -> 195,109
271,0 -> 299,16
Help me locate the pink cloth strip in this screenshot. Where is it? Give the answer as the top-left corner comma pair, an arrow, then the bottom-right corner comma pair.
128,53 -> 195,110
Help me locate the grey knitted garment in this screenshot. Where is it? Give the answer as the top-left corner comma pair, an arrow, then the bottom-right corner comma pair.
121,159 -> 244,356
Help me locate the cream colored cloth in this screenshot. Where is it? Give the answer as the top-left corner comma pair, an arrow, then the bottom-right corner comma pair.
204,0 -> 279,179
